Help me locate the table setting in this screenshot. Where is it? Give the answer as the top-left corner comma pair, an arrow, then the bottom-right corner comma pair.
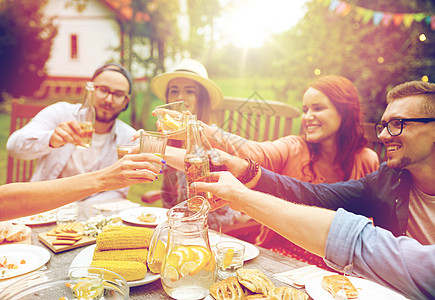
0,197 -> 410,299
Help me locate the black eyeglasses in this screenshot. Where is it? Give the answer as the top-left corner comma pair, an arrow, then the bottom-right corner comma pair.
95,85 -> 128,103
375,118 -> 435,138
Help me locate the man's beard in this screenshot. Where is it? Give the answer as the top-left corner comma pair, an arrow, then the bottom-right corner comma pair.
96,109 -> 121,123
389,156 -> 412,171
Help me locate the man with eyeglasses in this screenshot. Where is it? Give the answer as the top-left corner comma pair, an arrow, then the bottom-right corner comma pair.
7,63 -> 137,203
192,80 -> 435,298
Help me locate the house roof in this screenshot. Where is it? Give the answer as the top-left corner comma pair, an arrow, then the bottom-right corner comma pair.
101,0 -> 151,23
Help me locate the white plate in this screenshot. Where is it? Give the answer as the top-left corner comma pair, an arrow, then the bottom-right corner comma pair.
209,232 -> 260,261
70,244 -> 160,287
305,275 -> 409,300
0,245 -> 51,280
118,207 -> 168,226
12,210 -> 56,225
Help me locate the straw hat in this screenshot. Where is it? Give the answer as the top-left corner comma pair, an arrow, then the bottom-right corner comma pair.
151,58 -> 223,109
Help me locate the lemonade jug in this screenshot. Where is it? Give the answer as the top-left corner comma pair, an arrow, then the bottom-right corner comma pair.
147,196 -> 216,300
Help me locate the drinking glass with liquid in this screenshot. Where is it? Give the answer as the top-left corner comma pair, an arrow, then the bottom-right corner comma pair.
215,241 -> 245,281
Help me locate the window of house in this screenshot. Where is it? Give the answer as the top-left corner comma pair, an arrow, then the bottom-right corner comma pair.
70,34 -> 78,59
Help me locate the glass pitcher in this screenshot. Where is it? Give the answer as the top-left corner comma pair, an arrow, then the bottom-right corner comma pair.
148,196 -> 216,300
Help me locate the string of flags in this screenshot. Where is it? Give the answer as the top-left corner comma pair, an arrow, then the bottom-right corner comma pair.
321,0 -> 435,30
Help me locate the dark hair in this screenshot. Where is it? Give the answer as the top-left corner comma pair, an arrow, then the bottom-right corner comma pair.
91,63 -> 132,94
302,75 -> 367,181
387,81 -> 435,118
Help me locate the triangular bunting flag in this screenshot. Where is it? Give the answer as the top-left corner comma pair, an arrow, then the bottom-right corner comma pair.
324,0 -> 435,30
373,12 -> 384,25
382,13 -> 393,27
329,0 -> 340,12
414,13 -> 426,22
402,14 -> 414,27
362,10 -> 374,24
393,13 -> 404,26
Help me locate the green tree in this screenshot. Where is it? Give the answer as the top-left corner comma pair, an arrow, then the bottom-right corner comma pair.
0,0 -> 57,102
256,0 -> 435,122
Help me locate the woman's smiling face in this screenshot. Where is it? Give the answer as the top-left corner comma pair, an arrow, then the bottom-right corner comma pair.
302,87 -> 342,144
167,78 -> 199,114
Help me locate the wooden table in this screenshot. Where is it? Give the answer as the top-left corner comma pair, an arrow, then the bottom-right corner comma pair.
27,200 -> 313,299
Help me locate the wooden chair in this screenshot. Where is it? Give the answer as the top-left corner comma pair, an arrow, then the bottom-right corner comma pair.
211,95 -> 300,141
363,122 -> 387,162
7,101 -> 45,183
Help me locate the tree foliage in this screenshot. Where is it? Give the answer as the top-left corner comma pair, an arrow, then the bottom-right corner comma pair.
0,0 -> 57,101
255,0 -> 435,122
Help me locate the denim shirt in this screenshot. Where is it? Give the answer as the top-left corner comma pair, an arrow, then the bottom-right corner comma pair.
7,102 -> 136,202
326,209 -> 435,299
255,162 -> 413,237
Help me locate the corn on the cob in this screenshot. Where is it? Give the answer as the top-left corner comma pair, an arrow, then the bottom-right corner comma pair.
147,240 -> 166,274
96,225 -> 153,250
93,248 -> 148,264
91,260 -> 147,281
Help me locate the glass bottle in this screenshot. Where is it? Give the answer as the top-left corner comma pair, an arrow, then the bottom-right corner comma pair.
198,123 -> 227,172
77,81 -> 96,149
184,115 -> 212,201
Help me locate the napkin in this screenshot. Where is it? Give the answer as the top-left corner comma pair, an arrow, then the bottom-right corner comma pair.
273,265 -> 334,287
0,265 -> 47,292
92,200 -> 140,212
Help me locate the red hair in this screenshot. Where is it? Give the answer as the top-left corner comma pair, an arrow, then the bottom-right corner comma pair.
304,75 -> 367,180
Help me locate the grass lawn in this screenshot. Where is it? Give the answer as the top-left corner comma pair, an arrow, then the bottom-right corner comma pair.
0,77 -> 302,206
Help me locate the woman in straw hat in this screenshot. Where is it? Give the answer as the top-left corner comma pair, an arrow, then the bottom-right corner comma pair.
150,58 -> 243,229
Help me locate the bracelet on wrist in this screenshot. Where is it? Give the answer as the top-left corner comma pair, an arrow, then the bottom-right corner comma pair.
239,158 -> 259,184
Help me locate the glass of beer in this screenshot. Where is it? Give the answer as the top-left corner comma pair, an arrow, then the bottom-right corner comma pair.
139,131 -> 168,167
116,143 -> 137,159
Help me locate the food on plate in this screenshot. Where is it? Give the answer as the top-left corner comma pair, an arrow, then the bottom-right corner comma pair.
0,255 -> 27,278
91,260 -> 147,281
90,225 -> 164,281
236,268 -> 275,295
269,286 -> 308,300
96,225 -> 153,250
209,268 -> 309,300
82,215 -> 122,237
92,248 -> 148,265
245,295 -> 277,300
0,221 -> 13,243
0,223 -> 31,243
209,276 -> 244,300
137,212 -> 157,223
321,274 -> 359,299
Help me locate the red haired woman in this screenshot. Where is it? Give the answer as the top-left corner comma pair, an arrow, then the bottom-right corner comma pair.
201,75 -> 380,268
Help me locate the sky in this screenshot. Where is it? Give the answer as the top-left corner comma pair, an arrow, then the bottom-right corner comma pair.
215,0 -> 309,48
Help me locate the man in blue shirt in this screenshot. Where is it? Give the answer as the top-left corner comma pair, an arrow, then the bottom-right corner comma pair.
192,80 -> 435,299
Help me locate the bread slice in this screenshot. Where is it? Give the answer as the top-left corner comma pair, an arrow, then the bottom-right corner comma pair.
209,276 -> 244,300
236,268 -> 275,295
245,294 -> 278,300
269,286 -> 309,300
0,221 -> 13,243
6,224 -> 31,242
321,275 -> 359,299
